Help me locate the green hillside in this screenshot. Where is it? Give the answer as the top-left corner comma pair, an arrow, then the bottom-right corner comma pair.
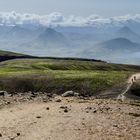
0,50 -> 24,56
0,58 -> 139,97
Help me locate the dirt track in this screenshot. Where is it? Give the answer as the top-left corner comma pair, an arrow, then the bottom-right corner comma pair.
0,97 -> 140,140
117,73 -> 140,101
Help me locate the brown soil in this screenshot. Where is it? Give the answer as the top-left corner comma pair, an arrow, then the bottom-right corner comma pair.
0,96 -> 140,140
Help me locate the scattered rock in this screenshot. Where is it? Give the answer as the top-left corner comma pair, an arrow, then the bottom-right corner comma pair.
0,133 -> 2,137
6,101 -> 10,105
46,107 -> 50,110
17,133 -> 20,136
93,110 -> 97,113
82,122 -> 85,125
64,109 -> 68,113
128,113 -> 140,117
60,106 -> 71,113
86,107 -> 92,110
105,107 -> 110,111
60,106 -> 68,109
62,91 -> 79,97
36,116 -> 41,119
31,91 -> 35,95
43,100 -> 47,103
47,93 -> 53,98
113,124 -> 118,127
31,95 -> 36,98
56,99 -> 62,102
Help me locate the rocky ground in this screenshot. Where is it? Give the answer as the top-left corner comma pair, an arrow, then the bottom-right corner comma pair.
0,94 -> 140,140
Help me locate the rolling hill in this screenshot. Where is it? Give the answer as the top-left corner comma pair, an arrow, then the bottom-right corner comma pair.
0,57 -> 140,96
0,50 -> 33,62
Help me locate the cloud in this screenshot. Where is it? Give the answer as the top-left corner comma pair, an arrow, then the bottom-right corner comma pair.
0,11 -> 140,27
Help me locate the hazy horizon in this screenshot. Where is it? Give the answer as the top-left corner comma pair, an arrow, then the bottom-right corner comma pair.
0,0 -> 140,17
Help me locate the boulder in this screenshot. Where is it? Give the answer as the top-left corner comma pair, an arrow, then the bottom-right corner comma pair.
0,91 -> 8,96
62,91 -> 79,97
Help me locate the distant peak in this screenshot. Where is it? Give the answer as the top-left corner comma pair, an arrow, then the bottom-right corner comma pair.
118,26 -> 134,33
112,37 -> 131,41
121,26 -> 130,30
45,28 -> 56,32
38,27 -> 66,42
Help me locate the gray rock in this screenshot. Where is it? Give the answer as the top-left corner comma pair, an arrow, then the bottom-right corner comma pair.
62,91 -> 79,97
73,92 -> 79,96
0,91 -> 8,96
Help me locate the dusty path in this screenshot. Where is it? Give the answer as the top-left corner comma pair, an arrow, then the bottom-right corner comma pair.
0,97 -> 140,140
117,73 -> 140,101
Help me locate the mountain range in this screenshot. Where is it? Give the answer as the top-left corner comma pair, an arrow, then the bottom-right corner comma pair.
0,25 -> 139,64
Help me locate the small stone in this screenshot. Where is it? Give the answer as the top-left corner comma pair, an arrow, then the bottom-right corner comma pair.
56,99 -> 61,102
62,91 -> 79,97
31,95 -> 36,98
17,133 -> 20,136
0,133 -> 2,137
46,107 -> 50,110
62,91 -> 74,97
113,124 -> 118,127
106,107 -> 110,111
93,110 -> 97,113
64,109 -> 68,113
60,106 -> 67,109
87,107 -> 92,110
6,101 -> 10,105
43,99 -> 48,103
36,116 -> 41,119
47,94 -> 53,98
82,122 -> 85,125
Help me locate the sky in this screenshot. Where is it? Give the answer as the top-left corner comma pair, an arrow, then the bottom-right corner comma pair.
0,0 -> 140,17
